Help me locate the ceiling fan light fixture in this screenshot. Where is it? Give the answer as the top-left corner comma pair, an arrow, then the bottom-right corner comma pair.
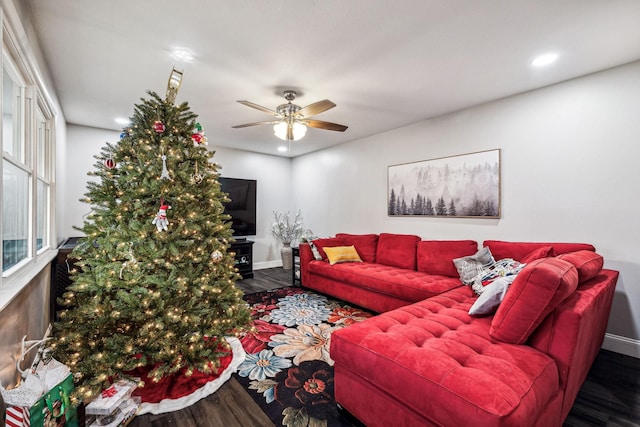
274,121 -> 307,141
234,90 -> 346,142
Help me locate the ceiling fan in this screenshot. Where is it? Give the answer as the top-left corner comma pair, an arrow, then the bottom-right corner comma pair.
232,90 -> 348,141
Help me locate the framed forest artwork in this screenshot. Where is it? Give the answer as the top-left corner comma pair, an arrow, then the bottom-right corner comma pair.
388,149 -> 501,218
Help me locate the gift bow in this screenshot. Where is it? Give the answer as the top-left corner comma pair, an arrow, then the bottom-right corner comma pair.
101,385 -> 118,398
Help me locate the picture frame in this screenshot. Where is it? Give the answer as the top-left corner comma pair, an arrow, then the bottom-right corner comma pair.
388,149 -> 501,218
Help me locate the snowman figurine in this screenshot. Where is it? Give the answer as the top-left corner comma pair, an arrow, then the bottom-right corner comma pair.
152,203 -> 171,232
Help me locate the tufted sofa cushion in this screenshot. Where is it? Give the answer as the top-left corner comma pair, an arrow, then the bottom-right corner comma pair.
417,240 -> 478,277
307,260 -> 462,303
376,233 -> 421,270
331,286 -> 560,426
335,233 -> 379,262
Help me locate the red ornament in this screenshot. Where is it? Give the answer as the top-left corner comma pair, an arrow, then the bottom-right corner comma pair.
104,158 -> 116,169
191,133 -> 203,144
153,120 -> 165,133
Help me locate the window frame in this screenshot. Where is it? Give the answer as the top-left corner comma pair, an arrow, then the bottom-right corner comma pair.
0,7 -> 57,310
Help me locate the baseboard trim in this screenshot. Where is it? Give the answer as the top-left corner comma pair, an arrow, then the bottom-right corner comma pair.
602,333 -> 640,358
254,260 -> 282,270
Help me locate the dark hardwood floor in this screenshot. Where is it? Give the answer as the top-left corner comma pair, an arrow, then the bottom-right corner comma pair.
565,349 -> 640,426
128,268 -> 639,427
234,267 -> 293,294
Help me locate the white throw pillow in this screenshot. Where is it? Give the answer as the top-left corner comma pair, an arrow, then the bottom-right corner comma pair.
468,275 -> 517,316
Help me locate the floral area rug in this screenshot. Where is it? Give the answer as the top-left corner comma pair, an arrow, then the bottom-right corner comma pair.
235,287 -> 371,427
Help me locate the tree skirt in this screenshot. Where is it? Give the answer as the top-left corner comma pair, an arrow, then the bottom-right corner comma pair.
131,337 -> 245,415
236,287 -> 372,426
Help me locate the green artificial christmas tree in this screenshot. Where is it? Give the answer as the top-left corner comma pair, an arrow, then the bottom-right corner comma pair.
53,75 -> 251,401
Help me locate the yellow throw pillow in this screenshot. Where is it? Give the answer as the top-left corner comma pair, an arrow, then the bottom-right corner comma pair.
324,245 -> 363,265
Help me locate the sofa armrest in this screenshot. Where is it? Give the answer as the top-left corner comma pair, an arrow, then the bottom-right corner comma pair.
299,243 -> 315,286
528,269 -> 618,419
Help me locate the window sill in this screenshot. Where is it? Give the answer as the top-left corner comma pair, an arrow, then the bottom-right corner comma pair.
0,248 -> 58,311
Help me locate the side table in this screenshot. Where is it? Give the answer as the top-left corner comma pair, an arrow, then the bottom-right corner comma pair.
292,246 -> 301,286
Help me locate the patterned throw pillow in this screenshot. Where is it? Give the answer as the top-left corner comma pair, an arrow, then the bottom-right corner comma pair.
453,247 -> 496,284
469,258 -> 526,296
324,246 -> 363,265
308,241 -> 323,260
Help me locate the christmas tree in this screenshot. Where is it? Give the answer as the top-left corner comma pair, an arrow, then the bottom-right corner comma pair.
52,76 -> 251,400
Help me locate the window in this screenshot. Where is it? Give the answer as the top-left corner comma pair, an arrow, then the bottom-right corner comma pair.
36,106 -> 52,252
1,11 -> 56,291
2,60 -> 30,273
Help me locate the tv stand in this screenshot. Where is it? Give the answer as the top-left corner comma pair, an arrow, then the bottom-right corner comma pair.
230,240 -> 254,279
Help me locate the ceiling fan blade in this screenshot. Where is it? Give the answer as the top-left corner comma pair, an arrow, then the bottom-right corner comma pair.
232,120 -> 281,129
237,100 -> 279,116
303,119 -> 348,132
295,99 -> 336,118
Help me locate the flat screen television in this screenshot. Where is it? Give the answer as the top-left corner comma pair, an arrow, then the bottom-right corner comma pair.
219,177 -> 257,237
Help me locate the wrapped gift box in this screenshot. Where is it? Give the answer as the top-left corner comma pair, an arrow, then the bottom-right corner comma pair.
85,380 -> 137,416
87,396 -> 140,427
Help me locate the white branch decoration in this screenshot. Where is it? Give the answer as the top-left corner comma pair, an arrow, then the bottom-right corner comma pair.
271,210 -> 304,244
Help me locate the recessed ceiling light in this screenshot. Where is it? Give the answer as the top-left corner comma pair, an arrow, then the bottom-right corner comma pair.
171,48 -> 195,63
115,117 -> 130,125
531,53 -> 559,67
278,146 -> 288,152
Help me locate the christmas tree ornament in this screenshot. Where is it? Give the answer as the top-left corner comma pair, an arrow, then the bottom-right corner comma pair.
210,250 -> 223,263
165,68 -> 183,104
104,156 -> 116,169
192,161 -> 204,184
119,244 -> 138,279
160,149 -> 172,181
191,122 -> 208,146
153,120 -> 166,133
152,201 -> 171,232
191,133 -> 203,145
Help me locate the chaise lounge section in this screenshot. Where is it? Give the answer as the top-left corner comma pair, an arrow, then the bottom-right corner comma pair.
299,234 -> 618,426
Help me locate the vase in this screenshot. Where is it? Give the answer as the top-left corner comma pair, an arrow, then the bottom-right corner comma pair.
281,242 -> 293,270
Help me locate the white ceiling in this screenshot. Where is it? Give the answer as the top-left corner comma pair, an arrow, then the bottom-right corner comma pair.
25,0 -> 640,157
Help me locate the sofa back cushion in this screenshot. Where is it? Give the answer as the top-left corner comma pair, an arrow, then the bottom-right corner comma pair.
520,246 -> 556,264
556,250 -> 604,284
483,240 -> 595,262
417,240 -> 478,277
376,233 -> 421,270
312,237 -> 347,261
490,257 -> 579,344
335,233 -> 379,263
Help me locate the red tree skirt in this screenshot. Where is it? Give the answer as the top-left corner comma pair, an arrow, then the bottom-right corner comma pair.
129,337 -> 245,415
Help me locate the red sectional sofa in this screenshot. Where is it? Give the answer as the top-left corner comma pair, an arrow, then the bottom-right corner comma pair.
298,233 -> 619,427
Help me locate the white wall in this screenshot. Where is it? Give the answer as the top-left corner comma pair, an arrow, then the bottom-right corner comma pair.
208,146 -> 292,267
292,61 -> 640,355
62,125 -> 292,267
61,125 -> 116,238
